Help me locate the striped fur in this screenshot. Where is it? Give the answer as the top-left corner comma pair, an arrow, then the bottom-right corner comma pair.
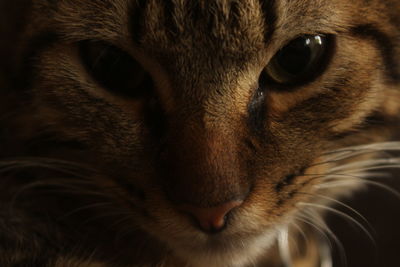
1,0 -> 400,266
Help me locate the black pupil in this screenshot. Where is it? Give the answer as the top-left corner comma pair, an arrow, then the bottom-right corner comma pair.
276,37 -> 313,76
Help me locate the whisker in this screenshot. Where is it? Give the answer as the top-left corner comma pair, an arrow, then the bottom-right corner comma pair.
297,192 -> 374,233
7,180 -> 122,216
301,172 -> 388,188
278,225 -> 292,267
310,142 -> 400,169
292,215 -> 333,250
318,236 -> 333,267
315,179 -> 400,199
311,151 -> 393,169
289,219 -> 308,245
328,158 -> 400,172
0,157 -> 95,169
9,180 -> 116,198
323,142 -> 400,156
324,172 -> 389,179
297,202 -> 375,243
298,210 -> 347,266
58,202 -> 115,220
302,169 -> 393,187
0,157 -> 97,175
335,166 -> 400,175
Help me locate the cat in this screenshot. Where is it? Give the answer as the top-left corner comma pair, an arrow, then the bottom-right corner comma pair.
1,0 -> 400,266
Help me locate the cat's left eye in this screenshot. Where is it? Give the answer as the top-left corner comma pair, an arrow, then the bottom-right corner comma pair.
262,34 -> 333,87
79,41 -> 153,98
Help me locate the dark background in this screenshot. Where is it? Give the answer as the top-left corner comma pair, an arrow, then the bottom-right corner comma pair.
329,170 -> 400,267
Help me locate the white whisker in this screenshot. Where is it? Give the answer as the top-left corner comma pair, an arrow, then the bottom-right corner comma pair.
319,238 -> 333,267
298,192 -> 373,232
322,172 -> 386,180
289,220 -> 308,244
293,215 -> 333,250
315,180 -> 360,189
278,225 -> 292,267
298,209 -> 347,266
297,202 -> 375,243
328,158 -> 400,172
313,142 -> 400,168
325,142 -> 400,156
316,179 -> 400,199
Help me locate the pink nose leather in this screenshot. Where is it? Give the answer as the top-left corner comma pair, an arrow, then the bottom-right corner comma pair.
179,200 -> 244,233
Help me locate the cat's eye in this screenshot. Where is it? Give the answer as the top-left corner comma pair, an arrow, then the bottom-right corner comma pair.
262,35 -> 332,87
79,41 -> 153,98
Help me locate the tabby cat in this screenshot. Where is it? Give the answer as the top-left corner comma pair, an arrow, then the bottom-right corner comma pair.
1,0 -> 400,266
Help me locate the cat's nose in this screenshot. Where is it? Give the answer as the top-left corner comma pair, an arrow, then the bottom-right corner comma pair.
179,200 -> 244,233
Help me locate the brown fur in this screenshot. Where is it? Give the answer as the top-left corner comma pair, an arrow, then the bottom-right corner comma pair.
1,0 -> 400,266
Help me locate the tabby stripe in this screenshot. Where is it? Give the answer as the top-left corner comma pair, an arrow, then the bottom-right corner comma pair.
329,111 -> 391,141
351,24 -> 400,83
163,0 -> 180,38
259,0 -> 277,43
329,129 -> 360,141
16,32 -> 59,91
130,0 -> 147,44
275,167 -> 306,193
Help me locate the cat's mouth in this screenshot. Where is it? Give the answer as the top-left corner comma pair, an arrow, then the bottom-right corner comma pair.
144,192 -> 295,256
115,161 -> 320,260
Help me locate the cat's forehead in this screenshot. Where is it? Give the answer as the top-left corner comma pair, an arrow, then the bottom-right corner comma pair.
132,0 -> 350,54
135,0 -> 269,55
43,0 -> 354,50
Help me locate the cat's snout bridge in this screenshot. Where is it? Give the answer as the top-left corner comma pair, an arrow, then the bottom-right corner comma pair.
160,119 -> 252,233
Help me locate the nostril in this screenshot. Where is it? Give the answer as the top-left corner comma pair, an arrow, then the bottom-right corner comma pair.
178,200 -> 244,233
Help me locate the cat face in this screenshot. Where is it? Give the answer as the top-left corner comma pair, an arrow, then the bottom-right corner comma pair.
8,0 -> 400,266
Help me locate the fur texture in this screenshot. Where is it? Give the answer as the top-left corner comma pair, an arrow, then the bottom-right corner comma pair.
1,0 -> 400,266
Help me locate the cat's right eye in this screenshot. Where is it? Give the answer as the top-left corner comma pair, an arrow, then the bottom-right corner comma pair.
79,41 -> 153,98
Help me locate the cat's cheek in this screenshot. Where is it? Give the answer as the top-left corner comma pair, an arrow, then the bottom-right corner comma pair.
29,45 -> 158,162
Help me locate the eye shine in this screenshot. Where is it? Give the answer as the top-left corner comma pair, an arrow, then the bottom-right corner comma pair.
264,35 -> 332,86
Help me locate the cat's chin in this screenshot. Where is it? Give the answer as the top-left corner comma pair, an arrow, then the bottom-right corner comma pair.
166,229 -> 278,267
